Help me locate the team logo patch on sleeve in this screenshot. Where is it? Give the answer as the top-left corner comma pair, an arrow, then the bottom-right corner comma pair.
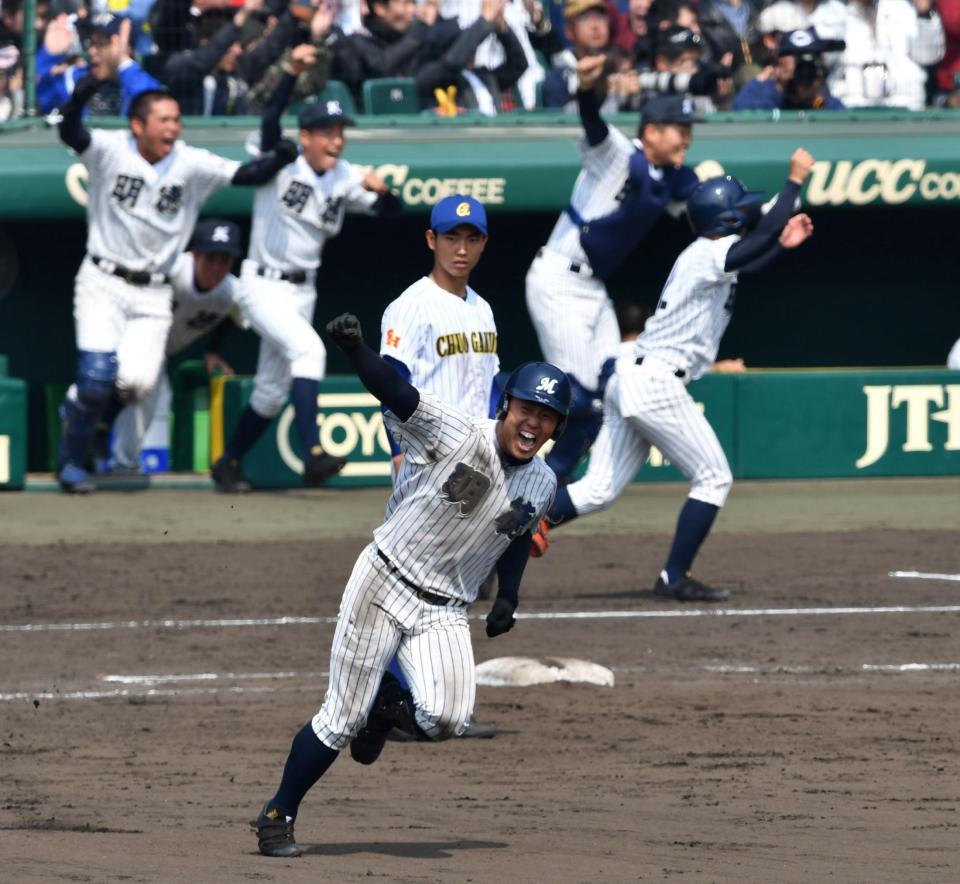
494,498 -> 536,538
385,329 -> 401,348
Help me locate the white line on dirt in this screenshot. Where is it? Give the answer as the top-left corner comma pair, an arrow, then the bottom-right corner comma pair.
99,670 -> 327,685
4,604 -> 960,634
888,570 -> 960,582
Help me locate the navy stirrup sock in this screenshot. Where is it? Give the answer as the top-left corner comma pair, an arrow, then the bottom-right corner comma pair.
270,723 -> 339,819
225,406 -> 272,461
664,498 -> 719,585
291,378 -> 320,454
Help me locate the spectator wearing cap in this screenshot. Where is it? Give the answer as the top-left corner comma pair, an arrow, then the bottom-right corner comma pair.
542,0 -> 612,110
335,0 -> 439,105
161,0 -> 301,115
37,12 -> 162,115
833,0 -> 944,109
734,25 -> 846,109
415,0 -> 528,115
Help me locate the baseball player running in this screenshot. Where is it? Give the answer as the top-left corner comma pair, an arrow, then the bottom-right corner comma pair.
525,54 -> 700,484
531,150 -> 816,602
211,52 -> 403,493
103,219 -> 246,472
55,79 -> 298,493
250,312 -> 569,858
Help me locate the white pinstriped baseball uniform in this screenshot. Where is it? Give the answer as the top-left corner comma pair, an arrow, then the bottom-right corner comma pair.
312,392 -> 556,748
239,154 -> 380,417
380,276 -> 499,420
111,252 -> 245,469
567,234 -> 739,516
74,130 -> 239,399
524,126 -> 637,388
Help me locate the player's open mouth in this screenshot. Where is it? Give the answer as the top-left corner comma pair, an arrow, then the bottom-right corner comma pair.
517,430 -> 537,453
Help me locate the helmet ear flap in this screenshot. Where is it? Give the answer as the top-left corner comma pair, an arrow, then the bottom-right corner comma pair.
496,392 -> 510,421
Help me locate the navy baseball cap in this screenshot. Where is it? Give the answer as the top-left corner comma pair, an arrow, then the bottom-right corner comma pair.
89,12 -> 127,36
779,27 -> 846,56
298,99 -> 355,130
640,94 -> 697,127
191,219 -> 243,257
430,195 -> 488,235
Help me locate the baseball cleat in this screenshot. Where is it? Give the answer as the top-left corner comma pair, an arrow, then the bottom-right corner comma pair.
460,719 -> 497,739
251,803 -> 301,858
529,518 -> 550,557
303,450 -> 347,486
211,456 -> 252,493
57,463 -> 96,494
654,575 -> 729,603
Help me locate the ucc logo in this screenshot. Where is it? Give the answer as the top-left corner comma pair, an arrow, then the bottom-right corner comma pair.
857,384 -> 960,469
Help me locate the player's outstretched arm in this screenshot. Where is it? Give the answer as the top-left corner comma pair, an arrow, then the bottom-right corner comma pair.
326,313 -> 420,421
56,75 -> 103,153
231,138 -> 299,186
487,532 -> 530,636
576,55 -> 609,147
725,148 -> 815,273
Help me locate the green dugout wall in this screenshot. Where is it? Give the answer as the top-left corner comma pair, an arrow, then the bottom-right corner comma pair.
204,369 -> 959,489
1,112 -> 959,471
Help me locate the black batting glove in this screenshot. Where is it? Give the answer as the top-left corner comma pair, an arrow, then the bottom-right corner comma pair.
485,597 -> 516,638
326,313 -> 364,351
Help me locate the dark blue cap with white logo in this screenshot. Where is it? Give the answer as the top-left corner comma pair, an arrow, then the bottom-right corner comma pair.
640,94 -> 697,127
429,195 -> 488,235
190,219 -> 243,257
298,99 -> 356,130
90,12 -> 127,36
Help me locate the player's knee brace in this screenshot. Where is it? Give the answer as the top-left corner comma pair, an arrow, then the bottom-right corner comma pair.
75,351 -> 118,413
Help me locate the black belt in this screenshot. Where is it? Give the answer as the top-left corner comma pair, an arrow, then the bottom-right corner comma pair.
91,256 -> 169,286
636,356 -> 686,379
537,247 -> 586,276
376,549 -> 453,607
256,265 -> 307,284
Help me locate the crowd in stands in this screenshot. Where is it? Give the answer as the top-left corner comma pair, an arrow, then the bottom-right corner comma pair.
0,0 -> 958,120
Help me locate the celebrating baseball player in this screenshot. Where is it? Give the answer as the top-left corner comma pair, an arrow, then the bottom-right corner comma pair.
250,312 -> 569,858
531,150 -> 817,602
525,54 -> 700,484
55,78 -> 299,493
102,219 -> 247,472
211,52 -> 403,493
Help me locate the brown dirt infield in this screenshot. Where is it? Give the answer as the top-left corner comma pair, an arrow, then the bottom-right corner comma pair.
1,479 -> 959,882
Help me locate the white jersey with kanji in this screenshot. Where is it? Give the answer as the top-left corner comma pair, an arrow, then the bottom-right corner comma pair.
380,277 -> 499,420
374,393 -> 557,603
544,126 -> 636,263
247,154 -> 379,271
166,253 -> 245,356
636,235 -> 740,382
81,130 -> 239,274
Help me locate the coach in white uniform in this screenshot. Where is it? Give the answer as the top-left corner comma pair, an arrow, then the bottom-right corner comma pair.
525,55 -> 700,483
212,58 -> 402,493
250,313 -> 569,858
55,76 -> 298,493
533,150 -> 816,602
107,219 -> 247,471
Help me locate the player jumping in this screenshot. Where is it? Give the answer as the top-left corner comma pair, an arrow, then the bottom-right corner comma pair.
250,312 -> 570,858
531,149 -> 816,602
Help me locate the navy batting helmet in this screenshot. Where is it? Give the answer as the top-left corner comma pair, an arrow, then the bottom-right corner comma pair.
496,362 -> 572,440
687,176 -> 766,236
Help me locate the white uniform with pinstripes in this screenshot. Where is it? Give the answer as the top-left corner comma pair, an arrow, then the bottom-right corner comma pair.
238,154 -> 380,417
74,130 -> 239,399
312,392 -> 556,748
380,276 -> 499,419
567,235 -> 739,516
111,252 -> 246,469
524,127 -> 638,388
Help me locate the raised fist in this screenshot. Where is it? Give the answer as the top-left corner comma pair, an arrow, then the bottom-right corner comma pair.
485,597 -> 516,638
326,313 -> 364,350
788,148 -> 815,185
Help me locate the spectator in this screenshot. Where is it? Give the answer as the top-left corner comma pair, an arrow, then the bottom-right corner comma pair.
542,0 -> 612,111
247,3 -> 336,114
442,0 -> 547,109
1,0 -> 50,50
734,26 -> 846,109
37,13 -> 161,115
698,0 -> 759,69
417,0 -> 528,114
161,0 -> 301,115
335,0 -> 438,103
612,0 -> 653,65
935,0 -> 960,99
832,0 -> 944,109
0,42 -> 21,120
